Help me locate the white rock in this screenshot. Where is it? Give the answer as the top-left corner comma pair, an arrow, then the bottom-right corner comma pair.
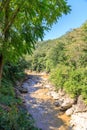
45,84 -> 51,88
66,107 -> 74,116
70,112 -> 87,130
50,91 -> 59,100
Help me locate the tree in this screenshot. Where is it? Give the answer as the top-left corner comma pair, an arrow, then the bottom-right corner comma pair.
46,42 -> 66,70
0,0 -> 71,81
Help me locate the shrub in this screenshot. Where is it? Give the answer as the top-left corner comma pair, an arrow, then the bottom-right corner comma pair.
0,106 -> 39,130
2,58 -> 29,83
64,68 -> 87,97
50,65 -> 70,90
50,65 -> 87,99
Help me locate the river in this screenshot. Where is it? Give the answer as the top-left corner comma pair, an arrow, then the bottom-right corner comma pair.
22,72 -> 71,130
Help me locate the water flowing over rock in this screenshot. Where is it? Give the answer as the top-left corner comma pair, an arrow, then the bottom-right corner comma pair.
18,72 -> 87,130
20,73 -> 70,130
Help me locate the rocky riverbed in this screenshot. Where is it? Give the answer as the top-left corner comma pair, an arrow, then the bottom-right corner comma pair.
17,72 -> 87,130
18,73 -> 71,130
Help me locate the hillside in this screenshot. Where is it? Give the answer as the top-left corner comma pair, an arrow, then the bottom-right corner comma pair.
26,22 -> 87,101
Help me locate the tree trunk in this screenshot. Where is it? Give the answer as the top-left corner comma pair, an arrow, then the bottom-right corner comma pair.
0,54 -> 3,86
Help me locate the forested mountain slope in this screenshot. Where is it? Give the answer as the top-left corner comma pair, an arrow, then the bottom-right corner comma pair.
26,22 -> 87,101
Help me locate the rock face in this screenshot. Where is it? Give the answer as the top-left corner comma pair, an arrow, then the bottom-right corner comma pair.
69,96 -> 87,130
70,112 -> 87,130
74,96 -> 87,112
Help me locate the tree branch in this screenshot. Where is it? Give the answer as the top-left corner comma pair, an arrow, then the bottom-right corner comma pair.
3,6 -> 20,35
0,0 -> 10,12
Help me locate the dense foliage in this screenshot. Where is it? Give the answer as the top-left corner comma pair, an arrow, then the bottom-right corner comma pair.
0,1 -> 71,129
0,0 -> 70,81
0,60 -> 40,130
26,22 -> 87,101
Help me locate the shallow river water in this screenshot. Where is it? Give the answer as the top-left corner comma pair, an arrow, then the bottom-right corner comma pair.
22,73 -> 71,130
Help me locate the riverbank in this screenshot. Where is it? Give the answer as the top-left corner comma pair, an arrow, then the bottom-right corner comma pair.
19,72 -> 71,130
18,72 -> 87,130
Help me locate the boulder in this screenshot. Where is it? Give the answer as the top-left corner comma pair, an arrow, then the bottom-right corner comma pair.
60,97 -> 75,111
54,101 -> 60,107
19,87 -> 28,93
74,95 -> 87,113
66,106 -> 75,116
70,112 -> 87,130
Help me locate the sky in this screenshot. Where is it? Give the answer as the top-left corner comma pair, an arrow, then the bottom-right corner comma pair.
44,0 -> 87,40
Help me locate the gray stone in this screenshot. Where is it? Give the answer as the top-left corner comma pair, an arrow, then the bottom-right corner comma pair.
19,87 -> 28,93
54,101 -> 60,107
60,97 -> 75,111
21,83 -> 29,89
58,100 -> 64,106
60,105 -> 72,111
75,95 -> 87,113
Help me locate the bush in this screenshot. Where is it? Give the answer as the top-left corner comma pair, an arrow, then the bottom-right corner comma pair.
0,106 -> 39,130
2,58 -> 29,83
50,65 -> 70,90
64,68 -> 87,97
50,65 -> 87,99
